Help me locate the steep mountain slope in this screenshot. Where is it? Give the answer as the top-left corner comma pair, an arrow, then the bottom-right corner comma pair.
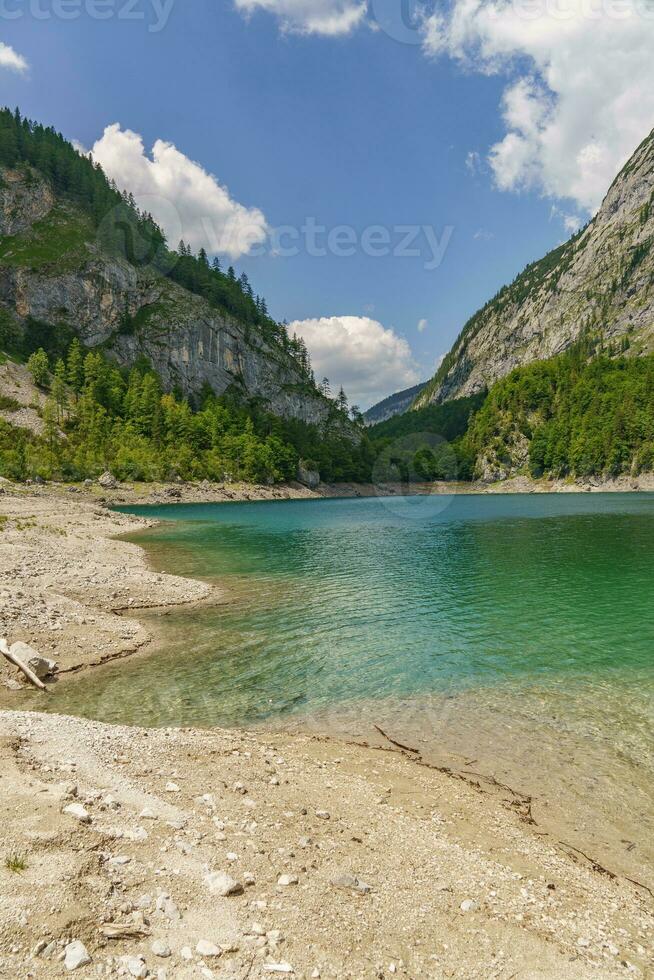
363,381 -> 427,425
0,120 -> 331,426
416,128 -> 654,408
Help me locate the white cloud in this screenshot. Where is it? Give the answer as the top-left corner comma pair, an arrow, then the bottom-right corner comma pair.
422,0 -> 654,212
550,205 -> 582,235
417,318 -> 428,332
465,150 -> 482,175
289,315 -> 420,408
0,42 -> 28,73
234,0 -> 367,35
473,227 -> 494,241
89,124 -> 268,259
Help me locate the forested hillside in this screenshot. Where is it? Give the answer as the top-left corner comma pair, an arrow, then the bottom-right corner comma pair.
0,336 -> 374,483
0,108 -> 334,425
462,336 -> 654,481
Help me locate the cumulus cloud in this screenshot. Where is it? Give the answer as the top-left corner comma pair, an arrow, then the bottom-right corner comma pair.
289,315 -> 420,408
89,124 -> 268,259
234,0 -> 367,35
422,0 -> 654,212
0,42 -> 28,73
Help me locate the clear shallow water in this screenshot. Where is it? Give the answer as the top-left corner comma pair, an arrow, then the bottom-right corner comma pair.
33,491 -> 654,880
49,491 -> 654,732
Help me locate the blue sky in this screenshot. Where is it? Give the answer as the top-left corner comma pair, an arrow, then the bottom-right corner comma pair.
1,0 -> 653,406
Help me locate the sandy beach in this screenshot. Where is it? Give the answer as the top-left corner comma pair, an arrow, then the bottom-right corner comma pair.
1,481 -> 653,979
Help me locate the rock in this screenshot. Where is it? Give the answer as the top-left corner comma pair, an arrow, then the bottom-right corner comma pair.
64,941 -> 92,971
9,641 -> 58,680
98,471 -> 117,489
263,964 -> 294,974
63,802 -> 91,824
180,947 -> 193,961
164,781 -> 180,793
139,807 -> 158,820
277,874 -> 299,887
460,899 -> 477,913
120,955 -> 148,978
156,895 -> 180,922
315,810 -> 330,820
329,874 -> 372,894
196,940 -> 221,957
205,871 -> 244,896
297,462 -> 320,489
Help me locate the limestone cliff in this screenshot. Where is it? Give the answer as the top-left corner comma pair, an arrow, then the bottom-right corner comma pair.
0,167 -> 331,426
416,128 -> 654,408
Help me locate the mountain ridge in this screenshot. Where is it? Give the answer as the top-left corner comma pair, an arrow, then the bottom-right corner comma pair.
0,109 -> 337,428
416,127 -> 654,409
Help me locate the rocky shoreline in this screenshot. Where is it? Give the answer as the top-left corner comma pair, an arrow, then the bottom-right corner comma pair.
1,480 -> 653,978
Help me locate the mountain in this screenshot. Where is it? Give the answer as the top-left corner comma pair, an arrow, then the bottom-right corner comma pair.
416,128 -> 654,409
0,109 -> 332,427
363,382 -> 427,425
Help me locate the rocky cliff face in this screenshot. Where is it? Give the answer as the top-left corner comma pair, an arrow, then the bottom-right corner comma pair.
0,168 -> 331,425
416,128 -> 654,408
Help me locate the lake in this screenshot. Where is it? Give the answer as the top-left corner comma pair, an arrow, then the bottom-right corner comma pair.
43,491 -> 654,884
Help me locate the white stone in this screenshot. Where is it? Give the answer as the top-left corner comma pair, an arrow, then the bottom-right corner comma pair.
120,956 -> 147,978
263,964 -> 294,974
180,946 -> 193,961
151,941 -> 171,958
205,871 -> 244,896
165,782 -> 180,793
63,803 -> 91,824
460,899 -> 477,913
315,810 -> 330,820
139,808 -> 158,820
277,874 -> 298,887
196,940 -> 221,957
64,941 -> 92,971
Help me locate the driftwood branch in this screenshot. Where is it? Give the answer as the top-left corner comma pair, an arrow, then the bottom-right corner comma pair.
0,638 -> 48,692
373,724 -> 420,754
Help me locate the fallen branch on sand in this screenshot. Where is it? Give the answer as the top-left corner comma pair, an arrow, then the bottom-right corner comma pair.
373,724 -> 420,753
0,638 -> 48,692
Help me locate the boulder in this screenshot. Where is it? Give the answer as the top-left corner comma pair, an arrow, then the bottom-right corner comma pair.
9,642 -> 58,680
64,941 -> 92,971
297,461 -> 320,489
98,471 -> 117,489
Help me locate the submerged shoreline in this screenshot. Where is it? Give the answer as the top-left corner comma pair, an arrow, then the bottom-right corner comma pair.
1,481 -> 654,977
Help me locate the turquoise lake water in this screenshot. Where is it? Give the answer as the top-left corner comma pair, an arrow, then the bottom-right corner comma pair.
39,490 -> 654,881
53,491 -> 654,732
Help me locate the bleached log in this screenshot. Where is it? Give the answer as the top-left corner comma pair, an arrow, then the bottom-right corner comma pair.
0,638 -> 49,692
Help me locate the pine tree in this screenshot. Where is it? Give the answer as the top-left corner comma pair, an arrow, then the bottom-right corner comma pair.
66,338 -> 84,395
51,358 -> 68,423
27,348 -> 50,388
